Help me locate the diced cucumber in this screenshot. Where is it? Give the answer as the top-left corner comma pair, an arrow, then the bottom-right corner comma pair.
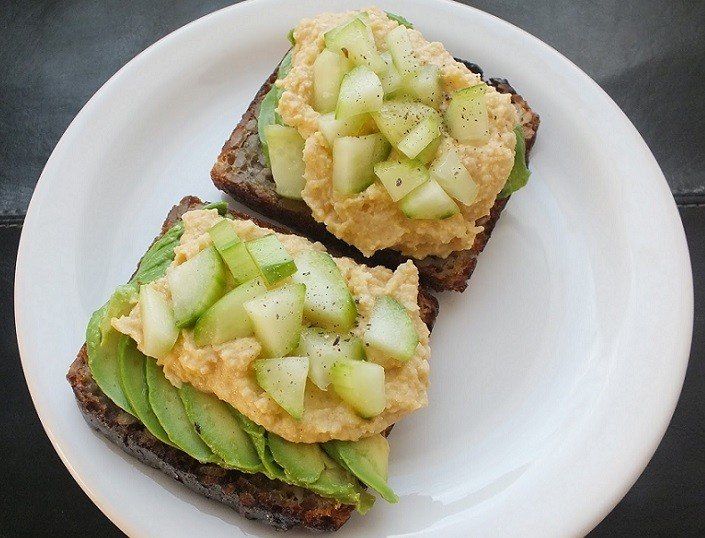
415,135 -> 441,164
371,101 -> 437,146
208,219 -> 240,252
336,66 -> 384,120
429,139 -> 479,205
253,357 -> 309,419
318,112 -> 372,147
178,384 -> 262,472
399,178 -> 460,220
364,296 -> 419,363
117,336 -> 173,446
139,283 -> 179,359
244,283 -> 306,357
324,18 -> 386,74
167,246 -> 227,328
379,52 -> 404,96
445,84 -> 489,144
397,113 -> 441,160
245,234 -> 296,285
313,49 -> 351,113
405,65 -> 442,108
264,124 -> 306,200
386,25 -> 420,76
291,251 -> 357,331
193,277 -> 267,346
268,433 -> 325,484
374,157 -> 429,201
219,242 -> 260,286
297,327 -> 365,390
330,359 -> 386,418
332,133 -> 390,194
145,359 -> 221,464
324,434 -> 397,503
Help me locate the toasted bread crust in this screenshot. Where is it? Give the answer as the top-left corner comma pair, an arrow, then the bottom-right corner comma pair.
211,60 -> 539,292
67,196 -> 438,531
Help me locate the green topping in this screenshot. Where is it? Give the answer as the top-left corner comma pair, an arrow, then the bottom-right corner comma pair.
179,384 -> 262,472
257,50 -> 294,164
145,358 -> 222,464
117,336 -> 173,445
385,11 -> 413,28
269,433 -> 325,484
499,125 -> 531,198
287,28 -> 296,45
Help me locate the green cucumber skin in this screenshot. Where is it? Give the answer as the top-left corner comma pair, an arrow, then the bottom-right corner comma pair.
292,251 -> 358,332
364,296 -> 419,362
117,336 -> 173,446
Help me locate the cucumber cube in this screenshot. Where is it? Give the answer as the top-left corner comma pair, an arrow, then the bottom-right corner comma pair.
374,157 -> 429,201
253,357 -> 309,419
208,219 -> 240,251
336,66 -> 384,120
399,178 -> 460,220
386,25 -> 420,76
208,220 -> 260,285
318,112 -> 373,147
405,65 -> 443,108
430,139 -> 479,205
298,328 -> 365,390
397,113 -> 441,160
379,52 -> 404,96
364,296 -> 419,362
139,283 -> 179,359
371,101 -> 437,146
332,133 -> 390,194
324,18 -> 386,74
292,251 -> 357,331
264,124 -> 306,200
313,49 -> 352,113
244,283 -> 306,357
415,135 -> 442,164
330,359 -> 386,418
219,242 -> 260,286
193,277 -> 268,346
445,84 -> 489,144
167,246 -> 227,328
245,234 -> 296,285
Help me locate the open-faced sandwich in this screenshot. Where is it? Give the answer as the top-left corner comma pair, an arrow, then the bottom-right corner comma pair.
212,7 -> 539,292
67,196 -> 438,531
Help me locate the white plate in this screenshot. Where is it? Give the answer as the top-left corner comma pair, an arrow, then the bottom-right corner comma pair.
15,1 -> 692,536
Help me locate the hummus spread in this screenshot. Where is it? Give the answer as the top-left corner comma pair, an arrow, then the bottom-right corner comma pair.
112,209 -> 431,443
278,8 -> 518,259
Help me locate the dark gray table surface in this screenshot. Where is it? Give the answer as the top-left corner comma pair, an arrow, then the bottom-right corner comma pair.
1,1 -> 703,535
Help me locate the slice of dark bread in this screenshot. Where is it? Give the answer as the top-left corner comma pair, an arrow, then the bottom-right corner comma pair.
67,196 -> 439,532
211,60 -> 540,292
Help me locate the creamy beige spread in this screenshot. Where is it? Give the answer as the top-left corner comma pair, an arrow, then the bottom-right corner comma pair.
278,7 -> 518,259
112,209 -> 431,443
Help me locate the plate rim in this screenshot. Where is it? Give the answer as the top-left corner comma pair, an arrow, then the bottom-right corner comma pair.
14,0 -> 693,535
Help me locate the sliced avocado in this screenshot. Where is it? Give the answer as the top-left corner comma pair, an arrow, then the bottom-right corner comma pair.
268,433 -> 325,484
144,359 -> 221,464
117,336 -> 173,446
324,434 -> 398,503
234,413 -> 286,480
307,454 -> 376,514
86,285 -> 138,416
178,384 -> 262,473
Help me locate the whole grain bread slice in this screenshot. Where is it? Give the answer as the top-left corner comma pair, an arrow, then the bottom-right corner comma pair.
211,60 -> 540,292
67,195 -> 439,532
